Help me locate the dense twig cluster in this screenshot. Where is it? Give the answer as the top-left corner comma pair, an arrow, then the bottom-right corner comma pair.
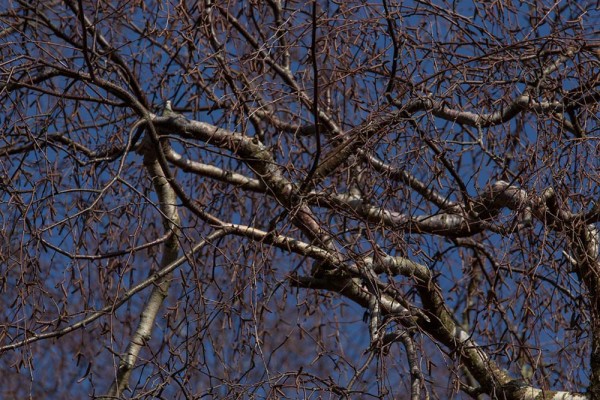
1,1 -> 599,399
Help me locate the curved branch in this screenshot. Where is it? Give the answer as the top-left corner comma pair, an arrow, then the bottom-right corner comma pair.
106,120 -> 184,396
154,115 -> 338,252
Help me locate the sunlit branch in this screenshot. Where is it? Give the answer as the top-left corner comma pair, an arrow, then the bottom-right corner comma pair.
154,115 -> 338,251
165,146 -> 266,192
106,116 -> 184,396
364,153 -> 456,210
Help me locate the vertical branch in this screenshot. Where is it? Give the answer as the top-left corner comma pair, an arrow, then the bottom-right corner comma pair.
382,0 -> 399,97
298,0 -> 321,194
105,137 -> 181,397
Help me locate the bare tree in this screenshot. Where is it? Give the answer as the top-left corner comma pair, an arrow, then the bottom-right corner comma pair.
1,0 -> 599,399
